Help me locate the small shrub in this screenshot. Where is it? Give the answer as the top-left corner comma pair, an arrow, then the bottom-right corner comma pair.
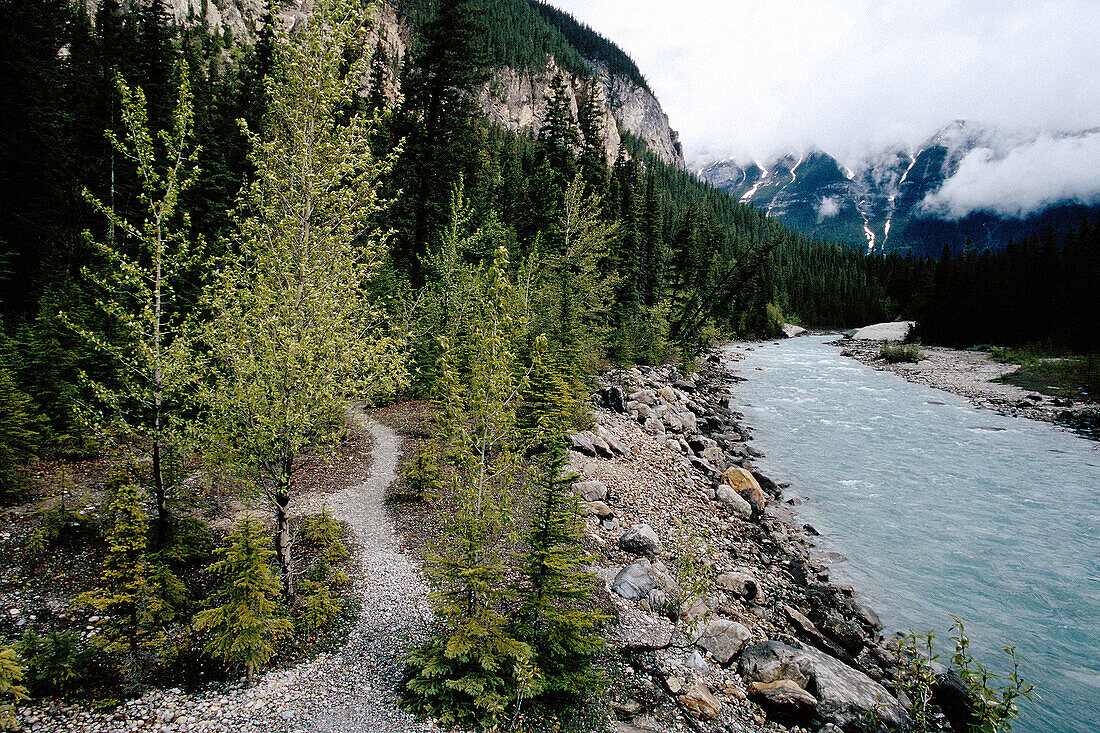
878,343 -> 925,363
398,442 -> 444,501
18,631 -> 100,697
301,505 -> 348,562
893,618 -> 1036,733
296,579 -> 344,631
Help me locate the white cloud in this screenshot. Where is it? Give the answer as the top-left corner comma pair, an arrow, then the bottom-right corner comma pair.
817,196 -> 841,222
919,132 -> 1100,219
546,1 -> 1100,167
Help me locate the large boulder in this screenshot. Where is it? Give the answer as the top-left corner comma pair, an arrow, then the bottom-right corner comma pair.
679,678 -> 722,720
589,433 -> 615,459
715,484 -> 753,519
739,641 -> 815,689
721,466 -> 766,514
627,401 -> 653,421
611,560 -> 659,601
643,417 -> 664,435
629,389 -> 658,406
748,680 -> 817,721
595,425 -> 629,456
619,523 -> 663,557
596,386 -> 627,413
700,445 -> 728,472
574,480 -> 608,502
657,385 -> 678,404
696,618 -> 751,666
740,641 -> 906,729
849,321 -> 914,342
570,433 -> 597,457
716,571 -> 759,601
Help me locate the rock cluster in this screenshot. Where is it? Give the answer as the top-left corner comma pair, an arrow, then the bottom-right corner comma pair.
576,356 -> 912,733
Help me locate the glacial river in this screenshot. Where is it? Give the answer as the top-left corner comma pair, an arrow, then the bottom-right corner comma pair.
728,335 -> 1100,733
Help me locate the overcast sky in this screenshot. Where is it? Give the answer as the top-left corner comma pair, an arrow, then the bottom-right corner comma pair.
547,0 -> 1100,168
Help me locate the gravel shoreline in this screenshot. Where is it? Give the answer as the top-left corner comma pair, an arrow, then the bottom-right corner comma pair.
838,340 -> 1099,438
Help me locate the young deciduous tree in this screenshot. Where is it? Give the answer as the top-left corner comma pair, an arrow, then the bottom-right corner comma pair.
203,0 -> 406,600
194,514 -> 290,684
70,69 -> 199,544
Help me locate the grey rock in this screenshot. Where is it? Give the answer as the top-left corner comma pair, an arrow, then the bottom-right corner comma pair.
716,571 -> 759,600
739,641 -> 815,689
595,425 -> 629,455
853,599 -> 884,631
685,650 -> 712,676
657,385 -> 678,403
696,618 -> 751,665
574,480 -> 608,502
611,560 -> 659,601
627,401 -> 652,421
570,433 -> 597,457
589,433 -> 615,459
643,416 -> 664,435
629,389 -> 658,406
715,484 -> 753,518
739,641 -> 906,729
700,445 -> 728,472
619,523 -> 662,557
748,680 -> 818,720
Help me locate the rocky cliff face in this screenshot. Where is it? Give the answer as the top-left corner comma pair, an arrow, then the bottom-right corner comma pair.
97,0 -> 683,167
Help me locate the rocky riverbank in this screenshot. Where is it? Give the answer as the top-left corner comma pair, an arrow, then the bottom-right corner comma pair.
572,354 -> 938,733
839,340 -> 1099,438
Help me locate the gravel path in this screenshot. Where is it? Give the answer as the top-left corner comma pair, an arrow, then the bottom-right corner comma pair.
20,409 -> 438,733
286,408 -> 437,732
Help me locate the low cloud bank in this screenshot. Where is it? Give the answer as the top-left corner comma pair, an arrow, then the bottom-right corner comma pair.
918,132 -> 1100,220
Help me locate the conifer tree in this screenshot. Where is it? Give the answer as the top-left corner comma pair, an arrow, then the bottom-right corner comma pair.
519,454 -> 608,702
391,0 -> 491,282
203,0 -> 406,599
404,248 -> 533,730
0,359 -> 41,497
0,644 -> 27,729
576,86 -> 609,195
194,514 -> 290,684
70,68 -> 199,544
77,478 -> 157,662
537,72 -> 580,189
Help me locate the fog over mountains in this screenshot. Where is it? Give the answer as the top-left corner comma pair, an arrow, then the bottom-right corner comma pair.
698,122 -> 1100,257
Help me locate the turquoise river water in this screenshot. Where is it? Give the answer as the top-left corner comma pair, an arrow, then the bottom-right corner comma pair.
727,336 -> 1100,733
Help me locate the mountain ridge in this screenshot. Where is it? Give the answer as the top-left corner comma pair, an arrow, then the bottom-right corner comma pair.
700,121 -> 1100,256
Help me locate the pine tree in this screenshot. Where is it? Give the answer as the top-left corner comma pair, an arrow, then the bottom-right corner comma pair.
203,0 -> 406,600
576,86 -> 609,195
68,68 -> 200,544
194,514 -> 290,684
536,72 -> 579,189
0,358 -> 41,498
390,0 -> 491,283
404,248 -> 533,730
77,479 -> 156,661
519,454 -> 608,702
0,644 -> 27,730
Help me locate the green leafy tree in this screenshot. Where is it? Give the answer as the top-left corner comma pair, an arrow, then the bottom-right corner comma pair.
69,68 -> 200,544
194,514 -> 290,684
518,454 -> 608,702
203,0 -> 406,599
404,248 -> 533,730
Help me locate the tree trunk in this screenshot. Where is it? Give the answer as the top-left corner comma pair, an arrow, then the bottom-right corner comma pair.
152,437 -> 168,545
274,490 -> 294,600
